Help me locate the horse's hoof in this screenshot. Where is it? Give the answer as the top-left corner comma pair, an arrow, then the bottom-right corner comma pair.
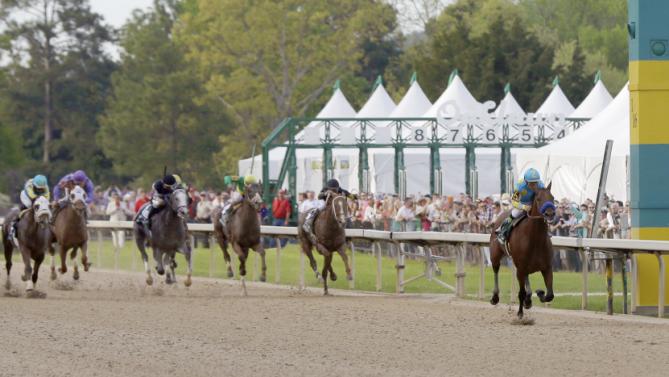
330,273 -> 337,282
5,281 -> 11,290
184,278 -> 192,288
227,270 -> 234,278
21,275 -> 29,282
171,261 -> 177,269
73,271 -> 80,281
50,271 -> 57,281
323,291 -> 330,296
346,274 -> 353,281
536,289 -> 546,303
84,263 -> 91,272
490,295 -> 499,305
316,273 -> 323,283
523,299 -> 532,310
146,276 -> 153,286
259,275 -> 266,283
59,267 -> 67,274
156,267 -> 165,276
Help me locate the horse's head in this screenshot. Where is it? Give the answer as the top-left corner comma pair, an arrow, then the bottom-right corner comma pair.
33,196 -> 52,225
532,182 -> 555,220
326,191 -> 348,227
169,188 -> 189,219
68,185 -> 87,211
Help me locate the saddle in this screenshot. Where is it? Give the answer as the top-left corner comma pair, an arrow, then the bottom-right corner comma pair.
18,208 -> 31,220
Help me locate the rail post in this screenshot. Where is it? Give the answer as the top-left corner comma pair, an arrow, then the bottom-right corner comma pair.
208,234 -> 215,278
478,246 -> 485,299
375,242 -> 382,291
349,241 -> 356,289
606,257 -> 614,315
657,252 -> 665,318
631,255 -> 637,313
395,241 -> 404,294
97,230 -> 103,268
622,254 -> 628,314
455,243 -> 466,298
275,238 -> 282,284
299,248 -> 305,290
580,248 -> 588,310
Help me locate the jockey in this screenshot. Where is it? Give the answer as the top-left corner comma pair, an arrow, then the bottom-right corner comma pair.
53,170 -> 94,204
496,168 -> 545,244
219,175 -> 262,234
302,178 -> 356,246
10,174 -> 50,244
135,174 -> 184,237
52,170 -> 95,221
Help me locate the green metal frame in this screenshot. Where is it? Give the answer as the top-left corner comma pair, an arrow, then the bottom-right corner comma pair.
261,117 -> 589,222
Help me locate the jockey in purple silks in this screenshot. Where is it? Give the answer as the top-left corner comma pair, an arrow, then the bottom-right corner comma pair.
52,170 -> 94,221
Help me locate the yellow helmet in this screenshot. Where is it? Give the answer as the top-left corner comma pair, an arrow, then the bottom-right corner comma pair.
244,175 -> 257,185
172,174 -> 182,185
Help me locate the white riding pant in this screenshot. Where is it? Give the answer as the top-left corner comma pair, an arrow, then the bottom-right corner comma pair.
19,190 -> 32,208
511,208 -> 524,218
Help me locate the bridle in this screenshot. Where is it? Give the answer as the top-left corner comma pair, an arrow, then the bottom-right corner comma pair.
528,189 -> 555,222
168,188 -> 189,219
326,191 -> 348,226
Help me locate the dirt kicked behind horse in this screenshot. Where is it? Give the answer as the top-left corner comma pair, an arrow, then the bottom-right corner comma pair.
297,192 -> 352,295
489,183 -> 556,319
49,185 -> 90,281
1,196 -> 52,292
212,183 -> 265,296
134,188 -> 192,287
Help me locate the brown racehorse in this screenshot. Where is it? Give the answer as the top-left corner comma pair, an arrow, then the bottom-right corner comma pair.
489,183 -> 556,318
297,192 -> 352,295
49,185 -> 90,280
2,196 -> 52,292
212,183 -> 266,295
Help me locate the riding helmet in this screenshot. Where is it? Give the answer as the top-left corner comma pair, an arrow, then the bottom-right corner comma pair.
326,179 -> 340,189
244,175 -> 257,185
163,174 -> 177,187
523,168 -> 541,183
72,170 -> 88,183
33,174 -> 48,189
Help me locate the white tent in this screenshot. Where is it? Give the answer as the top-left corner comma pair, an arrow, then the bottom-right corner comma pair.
570,78 -> 613,118
536,80 -> 575,116
495,85 -> 526,117
356,79 -> 397,118
423,72 -> 482,118
515,83 -> 630,202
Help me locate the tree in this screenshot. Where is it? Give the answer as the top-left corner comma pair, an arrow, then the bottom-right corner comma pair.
0,0 -> 115,182
178,0 -> 397,171
99,0 -> 227,188
409,0 -> 556,110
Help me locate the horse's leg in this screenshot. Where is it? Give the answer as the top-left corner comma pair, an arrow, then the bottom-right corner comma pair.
233,243 -> 248,296
163,252 -> 174,285
49,245 -> 57,280
516,271 -> 527,319
32,252 -> 45,288
322,252 -> 332,296
253,242 -> 267,283
536,268 -> 555,303
58,244 -> 67,275
19,247 -> 33,291
301,241 -> 321,281
337,244 -> 353,281
71,247 -> 80,281
154,248 -> 165,276
4,238 -> 12,289
523,278 -> 533,309
137,237 -> 153,285
216,234 -> 234,278
81,241 -> 91,272
490,244 -> 502,305
183,242 -> 193,287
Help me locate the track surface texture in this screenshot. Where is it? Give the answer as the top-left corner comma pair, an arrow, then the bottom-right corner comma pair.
1,269 -> 668,377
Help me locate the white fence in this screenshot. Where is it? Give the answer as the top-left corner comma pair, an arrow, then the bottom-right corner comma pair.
2,218 -> 667,317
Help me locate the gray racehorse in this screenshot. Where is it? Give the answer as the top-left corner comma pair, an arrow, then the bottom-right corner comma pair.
134,188 -> 192,286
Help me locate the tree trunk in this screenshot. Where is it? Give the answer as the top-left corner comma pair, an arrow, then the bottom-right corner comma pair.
43,77 -> 52,164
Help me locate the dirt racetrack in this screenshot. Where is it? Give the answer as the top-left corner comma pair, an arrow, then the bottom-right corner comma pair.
1,268 -> 668,377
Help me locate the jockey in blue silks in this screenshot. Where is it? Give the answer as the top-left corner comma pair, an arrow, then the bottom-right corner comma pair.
496,168 -> 547,244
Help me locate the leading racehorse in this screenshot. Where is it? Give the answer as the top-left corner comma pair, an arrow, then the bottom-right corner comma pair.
489,183 -> 556,318
2,196 -> 52,292
212,182 -> 265,296
134,188 -> 192,287
49,185 -> 90,280
297,191 -> 352,295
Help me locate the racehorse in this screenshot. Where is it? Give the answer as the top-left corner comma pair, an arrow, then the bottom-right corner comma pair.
2,196 -> 52,292
489,183 -> 556,318
297,191 -> 352,295
49,185 -> 90,280
134,188 -> 192,287
212,183 -> 266,296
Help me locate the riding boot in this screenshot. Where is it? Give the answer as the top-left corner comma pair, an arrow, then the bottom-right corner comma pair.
496,217 -> 512,244
303,209 -> 320,246
9,220 -> 19,248
220,205 -> 233,237
50,202 -> 62,225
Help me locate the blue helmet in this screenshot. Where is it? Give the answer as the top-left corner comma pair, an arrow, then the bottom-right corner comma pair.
33,174 -> 48,189
524,168 -> 541,183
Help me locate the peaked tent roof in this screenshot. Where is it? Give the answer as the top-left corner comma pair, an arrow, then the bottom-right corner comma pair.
389,80 -> 432,117
314,87 -> 357,119
356,82 -> 396,118
569,79 -> 613,118
423,74 -> 482,117
535,83 -> 575,115
533,83 -> 629,157
495,90 -> 526,117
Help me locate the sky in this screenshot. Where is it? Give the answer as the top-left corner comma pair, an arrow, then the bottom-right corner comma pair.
90,0 -> 155,29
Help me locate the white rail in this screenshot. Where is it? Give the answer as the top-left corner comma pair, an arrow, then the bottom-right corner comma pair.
3,219 -> 668,317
